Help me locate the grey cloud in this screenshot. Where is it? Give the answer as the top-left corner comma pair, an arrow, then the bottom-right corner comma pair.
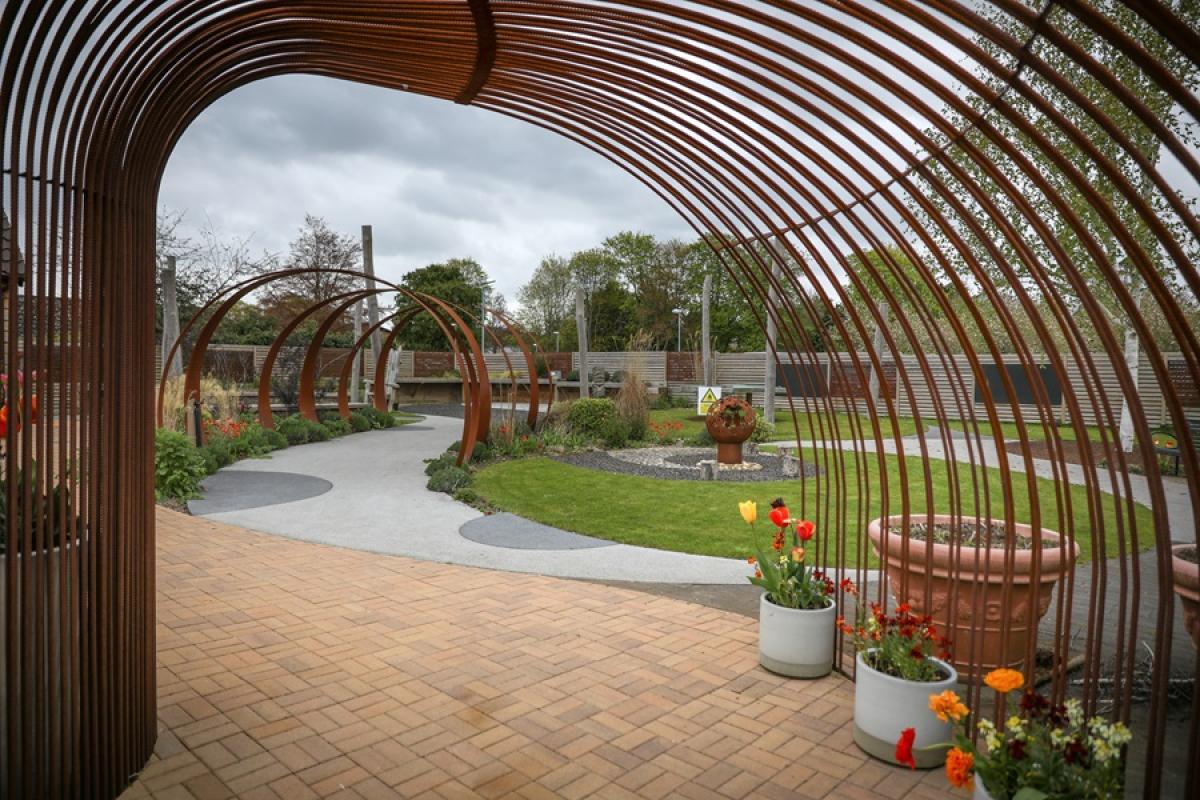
159,74 -> 694,302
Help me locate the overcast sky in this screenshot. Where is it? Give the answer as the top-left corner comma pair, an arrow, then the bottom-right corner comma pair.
159,75 -> 696,305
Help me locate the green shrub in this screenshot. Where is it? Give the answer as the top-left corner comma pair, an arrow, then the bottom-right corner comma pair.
687,428 -> 715,447
199,435 -> 234,473
452,487 -> 480,505
348,411 -> 371,432
427,466 -> 473,494
566,369 -> 580,381
277,415 -> 311,446
566,398 -> 618,438
262,428 -> 288,450
750,415 -> 775,443
360,406 -> 396,429
425,452 -> 459,476
154,429 -> 207,501
597,416 -> 632,449
323,418 -> 352,437
304,419 -> 331,442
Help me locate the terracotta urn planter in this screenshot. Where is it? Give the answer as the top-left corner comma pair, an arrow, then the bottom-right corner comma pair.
758,594 -> 836,678
853,651 -> 957,768
868,515 -> 1078,681
705,395 -> 755,465
1172,544 -> 1199,649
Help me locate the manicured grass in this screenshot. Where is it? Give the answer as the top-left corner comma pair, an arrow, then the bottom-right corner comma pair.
941,418 -> 1112,443
393,411 -> 424,426
472,454 -> 1153,565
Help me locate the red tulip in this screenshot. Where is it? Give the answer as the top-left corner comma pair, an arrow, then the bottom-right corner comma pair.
796,520 -> 815,541
768,506 -> 789,527
0,405 -> 7,438
895,727 -> 917,769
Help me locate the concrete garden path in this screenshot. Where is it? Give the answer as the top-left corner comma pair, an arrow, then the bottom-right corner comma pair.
191,415 -> 753,584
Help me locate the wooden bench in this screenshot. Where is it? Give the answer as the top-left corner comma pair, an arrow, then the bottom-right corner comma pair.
1154,418 -> 1200,476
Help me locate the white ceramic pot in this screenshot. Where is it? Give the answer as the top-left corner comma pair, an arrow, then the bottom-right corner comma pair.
853,651 -> 958,768
758,593 -> 836,678
973,776 -> 994,799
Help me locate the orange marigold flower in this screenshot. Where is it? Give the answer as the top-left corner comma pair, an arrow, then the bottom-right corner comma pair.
746,556 -> 756,565
928,690 -> 969,723
944,747 -> 974,789
984,668 -> 1025,695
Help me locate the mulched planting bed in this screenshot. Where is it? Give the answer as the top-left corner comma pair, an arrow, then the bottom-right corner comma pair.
556,447 -> 821,482
903,520 -> 1059,550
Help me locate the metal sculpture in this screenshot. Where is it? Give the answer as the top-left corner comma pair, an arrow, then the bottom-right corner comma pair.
3,2 -> 1198,797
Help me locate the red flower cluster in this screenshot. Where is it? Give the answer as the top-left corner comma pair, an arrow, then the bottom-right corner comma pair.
203,417 -> 247,439
648,419 -> 684,441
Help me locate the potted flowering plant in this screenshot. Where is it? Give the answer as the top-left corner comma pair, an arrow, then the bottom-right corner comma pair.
839,579 -> 958,767
743,498 -> 837,677
898,668 -> 1131,799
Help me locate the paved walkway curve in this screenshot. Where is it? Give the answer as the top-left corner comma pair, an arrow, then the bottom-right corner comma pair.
192,415 -> 753,584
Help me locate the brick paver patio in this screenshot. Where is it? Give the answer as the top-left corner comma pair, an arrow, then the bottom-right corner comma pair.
121,510 -> 952,799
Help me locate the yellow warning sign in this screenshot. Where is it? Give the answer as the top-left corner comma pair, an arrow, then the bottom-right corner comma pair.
697,385 -> 722,415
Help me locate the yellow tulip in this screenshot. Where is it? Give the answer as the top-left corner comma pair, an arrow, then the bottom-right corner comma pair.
739,500 -> 757,525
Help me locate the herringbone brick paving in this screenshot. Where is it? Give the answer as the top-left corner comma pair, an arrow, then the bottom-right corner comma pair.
121,509 -> 952,799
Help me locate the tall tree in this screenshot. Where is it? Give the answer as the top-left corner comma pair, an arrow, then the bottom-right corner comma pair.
517,254 -> 574,341
907,1 -> 1200,448
397,258 -> 493,351
261,214 -> 361,323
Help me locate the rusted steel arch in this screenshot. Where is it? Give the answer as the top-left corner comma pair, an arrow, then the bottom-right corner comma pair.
255,290 -> 375,431
336,308 -> 416,419
158,267 -> 401,426
5,2 -> 1200,797
485,307 -> 543,430
297,289 -> 393,423
406,290 -> 493,450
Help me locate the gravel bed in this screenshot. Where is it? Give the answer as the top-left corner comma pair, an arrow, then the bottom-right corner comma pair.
556,447 -> 820,482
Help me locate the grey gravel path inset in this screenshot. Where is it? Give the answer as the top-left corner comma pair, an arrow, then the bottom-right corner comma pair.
460,513 -> 616,550
189,470 -> 332,515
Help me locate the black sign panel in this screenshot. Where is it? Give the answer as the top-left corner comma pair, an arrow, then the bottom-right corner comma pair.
778,363 -> 828,397
975,363 -> 1062,406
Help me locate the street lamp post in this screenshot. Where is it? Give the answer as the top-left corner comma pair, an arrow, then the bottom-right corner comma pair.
672,307 -> 685,351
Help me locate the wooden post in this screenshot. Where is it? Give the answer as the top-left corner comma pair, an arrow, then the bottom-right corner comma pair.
350,300 -> 363,402
161,255 -> 183,378
576,287 -> 589,399
362,225 -> 382,403
702,274 -> 713,386
867,301 -> 889,410
764,248 -> 782,425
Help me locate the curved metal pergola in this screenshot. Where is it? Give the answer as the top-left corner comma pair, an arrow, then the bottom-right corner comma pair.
156,267 -> 506,465
3,3 -> 1198,797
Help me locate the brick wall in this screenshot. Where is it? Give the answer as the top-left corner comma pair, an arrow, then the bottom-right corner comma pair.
414,351 -> 455,377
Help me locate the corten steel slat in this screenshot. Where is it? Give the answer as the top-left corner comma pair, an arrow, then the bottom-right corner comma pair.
298,290 -> 391,423
337,311 -> 415,418
4,2 -> 1199,797
487,308 -> 543,430
489,0 -> 1180,714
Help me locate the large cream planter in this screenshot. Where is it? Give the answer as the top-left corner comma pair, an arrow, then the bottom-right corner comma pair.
758,594 -> 836,678
853,651 -> 957,768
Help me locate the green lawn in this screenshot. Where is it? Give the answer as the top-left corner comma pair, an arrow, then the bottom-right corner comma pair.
472,454 -> 1153,565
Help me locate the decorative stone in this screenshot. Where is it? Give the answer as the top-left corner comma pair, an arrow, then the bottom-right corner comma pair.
698,460 -> 717,481
745,442 -> 759,455
781,455 -> 801,478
